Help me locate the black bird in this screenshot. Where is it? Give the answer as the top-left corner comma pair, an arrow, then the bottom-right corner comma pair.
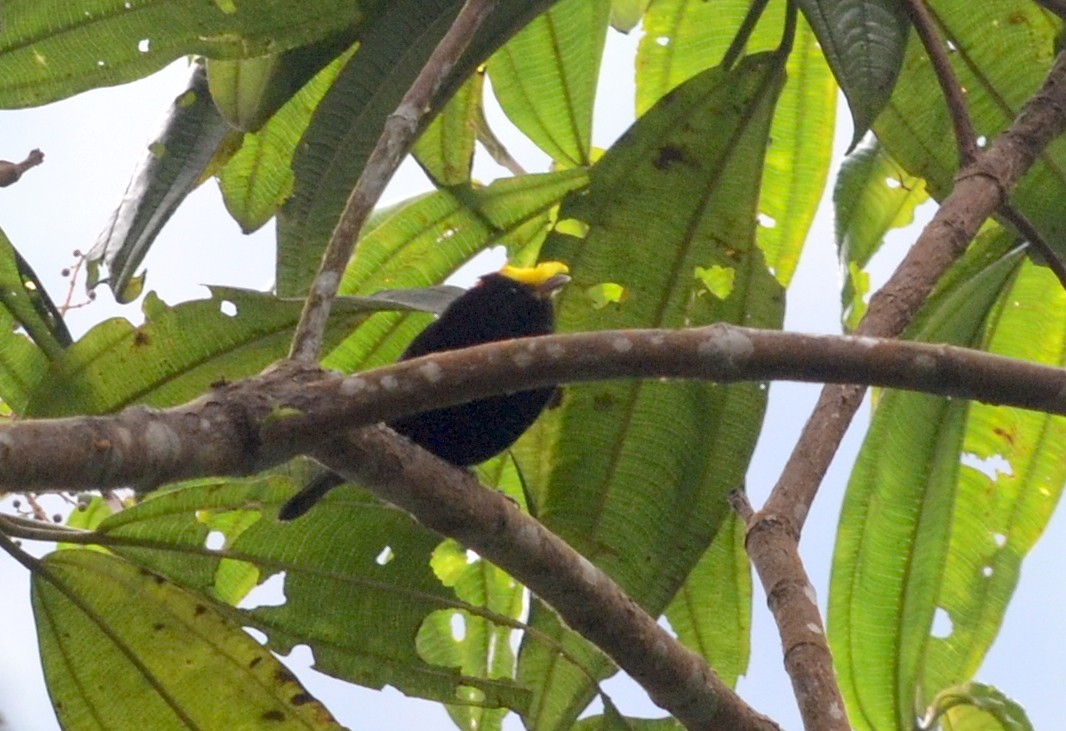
278,261 -> 570,520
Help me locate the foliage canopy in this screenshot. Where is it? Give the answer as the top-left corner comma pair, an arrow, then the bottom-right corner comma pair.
0,1 -> 1063,730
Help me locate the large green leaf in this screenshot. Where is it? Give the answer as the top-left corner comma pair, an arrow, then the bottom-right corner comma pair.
756,16 -> 836,285
875,1 -> 1066,258
75,475 -> 531,710
206,31 -> 358,134
0,226 -> 71,357
934,682 -> 1035,731
275,0 -> 555,296
663,513 -> 750,689
418,456 -> 529,731
0,228 -> 63,411
218,46 -> 357,233
796,0 -> 910,147
636,2 -> 835,285
32,549 -> 342,730
412,73 -> 484,187
919,259 -> 1066,708
575,710 -> 682,731
0,0 -> 373,108
23,286 -> 459,417
518,52 -> 786,729
636,0 -> 767,114
828,236 -> 1027,731
487,0 -> 610,167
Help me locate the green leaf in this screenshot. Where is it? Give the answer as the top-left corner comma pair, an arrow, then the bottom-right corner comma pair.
64,496 -> 116,535
637,0 -> 777,115
206,31 -> 357,134
0,0 -> 371,108
828,238 -> 1025,731
487,0 -> 610,167
874,2 -> 1066,261
519,53 -> 786,729
575,716 -> 682,731
636,3 -> 834,285
89,64 -> 232,303
609,0 -> 652,33
757,16 -> 836,285
0,229 -> 60,411
796,0 -> 910,148
417,457 -> 528,731
276,0 -> 555,296
920,259 -> 1066,708
575,710 -> 683,730
930,682 -> 1034,731
515,602 -> 616,731
32,549 -> 342,730
219,45 -> 358,233
89,477 -> 530,710
413,73 -> 484,186
663,513 -> 750,688
834,142 -> 928,329
23,286 -> 454,417
0,226 -> 71,356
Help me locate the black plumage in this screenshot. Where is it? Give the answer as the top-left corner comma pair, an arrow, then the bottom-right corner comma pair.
278,262 -> 569,520
389,269 -> 562,465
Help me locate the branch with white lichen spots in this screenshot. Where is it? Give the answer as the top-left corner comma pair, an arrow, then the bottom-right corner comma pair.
1,324 -> 1064,494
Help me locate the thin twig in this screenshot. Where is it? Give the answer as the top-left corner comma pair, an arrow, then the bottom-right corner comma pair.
997,203 -> 1066,290
904,0 -> 978,163
721,0 -> 773,70
289,0 -> 500,363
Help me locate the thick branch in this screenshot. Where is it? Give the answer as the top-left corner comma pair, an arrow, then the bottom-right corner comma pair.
1,325 -> 1064,493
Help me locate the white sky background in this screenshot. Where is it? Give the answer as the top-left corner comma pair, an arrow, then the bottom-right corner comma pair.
0,25 -> 1065,731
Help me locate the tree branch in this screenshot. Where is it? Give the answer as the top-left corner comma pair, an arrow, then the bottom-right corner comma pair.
313,427 -> 781,731
906,0 -> 1066,289
289,0 -> 500,362
1,325 -> 1064,493
0,149 -> 44,188
743,48 -> 1066,731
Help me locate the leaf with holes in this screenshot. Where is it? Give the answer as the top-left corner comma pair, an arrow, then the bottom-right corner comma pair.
23,286 -> 463,417
32,549 -> 342,730
518,52 -> 786,729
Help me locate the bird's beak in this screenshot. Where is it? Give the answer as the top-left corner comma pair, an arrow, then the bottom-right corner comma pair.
537,273 -> 571,298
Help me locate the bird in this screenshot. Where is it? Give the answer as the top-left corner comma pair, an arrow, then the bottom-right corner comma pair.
277,261 -> 570,520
